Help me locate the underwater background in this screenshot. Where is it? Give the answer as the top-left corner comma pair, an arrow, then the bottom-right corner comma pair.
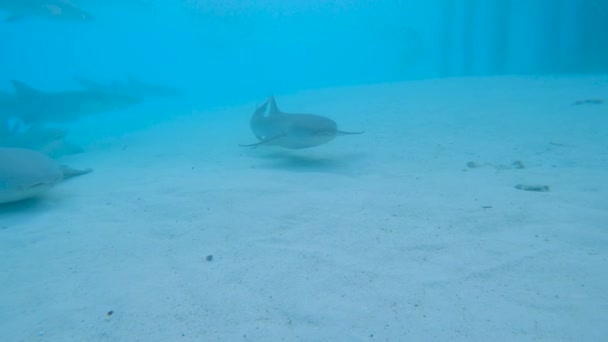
1,0 -> 607,109
1,1 -> 607,341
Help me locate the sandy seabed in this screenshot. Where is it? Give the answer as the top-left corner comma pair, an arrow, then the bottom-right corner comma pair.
1,75 -> 607,341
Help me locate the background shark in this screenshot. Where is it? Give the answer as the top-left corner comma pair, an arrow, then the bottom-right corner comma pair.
0,123 -> 83,158
0,0 -> 94,22
75,76 -> 182,98
0,80 -> 142,124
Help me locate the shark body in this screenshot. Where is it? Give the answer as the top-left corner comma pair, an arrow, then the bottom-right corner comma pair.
0,147 -> 91,204
241,96 -> 362,149
75,76 -> 182,98
0,0 -> 94,22
0,123 -> 83,158
0,80 -> 141,124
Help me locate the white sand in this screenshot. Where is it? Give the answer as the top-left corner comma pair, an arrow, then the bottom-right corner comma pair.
1,76 -> 607,341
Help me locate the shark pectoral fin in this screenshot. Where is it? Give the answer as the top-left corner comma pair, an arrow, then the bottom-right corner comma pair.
337,130 -> 364,135
238,141 -> 265,149
5,14 -> 27,22
239,134 -> 286,149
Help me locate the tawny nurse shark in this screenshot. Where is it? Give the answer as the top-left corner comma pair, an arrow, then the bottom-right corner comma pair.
0,80 -> 141,124
74,76 -> 182,99
241,96 -> 363,149
0,147 -> 91,204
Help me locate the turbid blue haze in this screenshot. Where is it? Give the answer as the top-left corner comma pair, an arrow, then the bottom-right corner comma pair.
0,1 -> 607,341
0,1 -> 606,109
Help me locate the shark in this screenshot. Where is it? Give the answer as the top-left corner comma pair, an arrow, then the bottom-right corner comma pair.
0,123 -> 83,158
0,0 -> 94,22
74,76 -> 182,98
0,80 -> 142,124
241,96 -> 363,149
0,147 -> 91,204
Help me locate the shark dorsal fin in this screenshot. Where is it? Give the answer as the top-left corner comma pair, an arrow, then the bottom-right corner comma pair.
127,75 -> 141,86
11,80 -> 41,98
267,96 -> 281,116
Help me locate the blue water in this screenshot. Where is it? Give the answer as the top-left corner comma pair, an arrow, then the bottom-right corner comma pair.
1,1 -> 606,106
1,1 -> 607,341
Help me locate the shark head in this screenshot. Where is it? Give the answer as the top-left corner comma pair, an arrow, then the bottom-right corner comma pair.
0,147 -> 63,204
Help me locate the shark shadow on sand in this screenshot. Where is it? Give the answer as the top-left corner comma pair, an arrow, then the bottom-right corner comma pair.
250,150 -> 367,174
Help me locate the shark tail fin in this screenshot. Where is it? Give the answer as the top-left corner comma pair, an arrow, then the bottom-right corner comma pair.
5,13 -> 27,22
11,80 -> 41,98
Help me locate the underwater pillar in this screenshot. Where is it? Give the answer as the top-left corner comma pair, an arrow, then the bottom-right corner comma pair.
539,0 -> 562,73
558,0 -> 582,72
577,0 -> 608,72
488,0 -> 511,75
440,0 -> 454,77
462,0 -> 476,75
